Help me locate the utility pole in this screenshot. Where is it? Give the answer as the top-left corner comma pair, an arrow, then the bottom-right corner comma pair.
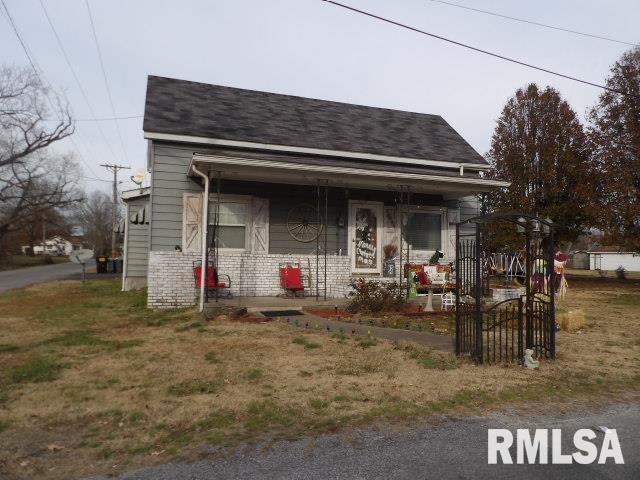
100,164 -> 130,258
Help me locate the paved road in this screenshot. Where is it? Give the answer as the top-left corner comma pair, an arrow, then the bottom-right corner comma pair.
96,402 -> 639,480
0,262 -> 91,292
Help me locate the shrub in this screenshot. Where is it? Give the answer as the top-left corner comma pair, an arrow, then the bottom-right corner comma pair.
346,279 -> 405,313
615,266 -> 627,280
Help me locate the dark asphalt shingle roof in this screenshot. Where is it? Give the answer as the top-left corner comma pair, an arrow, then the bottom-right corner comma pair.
143,76 -> 487,166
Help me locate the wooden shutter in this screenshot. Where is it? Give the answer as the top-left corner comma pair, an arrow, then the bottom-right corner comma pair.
383,206 -> 399,251
447,208 -> 460,258
251,197 -> 269,254
183,193 -> 203,253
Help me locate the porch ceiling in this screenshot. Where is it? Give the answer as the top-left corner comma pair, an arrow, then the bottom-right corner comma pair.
189,153 -> 508,197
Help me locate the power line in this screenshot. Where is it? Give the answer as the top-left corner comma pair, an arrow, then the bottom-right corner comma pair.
428,0 -> 638,47
77,114 -> 142,122
1,0 -> 103,179
79,175 -> 112,183
38,0 -> 123,170
322,1 -> 630,96
85,0 -> 130,164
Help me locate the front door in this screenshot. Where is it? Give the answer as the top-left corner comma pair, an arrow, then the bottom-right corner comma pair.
348,201 -> 383,274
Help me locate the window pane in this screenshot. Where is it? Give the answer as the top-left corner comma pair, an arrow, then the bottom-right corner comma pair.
215,226 -> 246,249
406,213 -> 441,250
210,202 -> 248,225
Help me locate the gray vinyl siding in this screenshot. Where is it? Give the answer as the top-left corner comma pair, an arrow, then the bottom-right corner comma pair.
126,197 -> 150,276
150,142 -> 203,251
148,139 -> 473,253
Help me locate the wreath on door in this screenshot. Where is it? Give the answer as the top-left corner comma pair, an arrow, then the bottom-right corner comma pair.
287,204 -> 324,243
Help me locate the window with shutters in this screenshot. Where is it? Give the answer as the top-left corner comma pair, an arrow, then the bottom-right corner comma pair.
209,196 -> 251,251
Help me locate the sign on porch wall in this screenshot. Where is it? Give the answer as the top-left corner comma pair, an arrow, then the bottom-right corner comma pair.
182,192 -> 203,253
251,198 -> 269,254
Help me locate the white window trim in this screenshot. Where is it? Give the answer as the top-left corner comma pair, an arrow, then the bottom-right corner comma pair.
402,206 -> 448,260
208,194 -> 252,253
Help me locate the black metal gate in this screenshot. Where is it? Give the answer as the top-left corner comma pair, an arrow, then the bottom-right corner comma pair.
455,213 -> 556,364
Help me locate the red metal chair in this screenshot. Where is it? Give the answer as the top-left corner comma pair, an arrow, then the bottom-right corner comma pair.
279,263 -> 305,297
193,262 -> 232,298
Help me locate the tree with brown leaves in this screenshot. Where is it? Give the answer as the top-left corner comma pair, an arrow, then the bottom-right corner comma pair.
588,48 -> 640,251
486,83 -> 594,242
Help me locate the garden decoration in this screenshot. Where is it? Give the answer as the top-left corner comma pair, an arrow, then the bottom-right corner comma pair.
554,251 -> 569,300
524,349 -> 539,369
286,203 -> 323,242
429,249 -> 444,264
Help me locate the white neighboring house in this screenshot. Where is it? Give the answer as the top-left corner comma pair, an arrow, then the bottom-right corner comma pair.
21,236 -> 78,256
588,248 -> 640,272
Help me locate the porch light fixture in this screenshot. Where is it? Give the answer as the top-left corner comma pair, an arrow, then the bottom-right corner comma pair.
531,220 -> 541,234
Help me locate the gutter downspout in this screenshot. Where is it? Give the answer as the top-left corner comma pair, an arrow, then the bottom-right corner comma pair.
121,202 -> 130,291
192,165 -> 209,312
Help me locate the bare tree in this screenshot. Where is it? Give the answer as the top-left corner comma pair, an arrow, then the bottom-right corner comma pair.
75,191 -> 113,256
0,65 -> 81,253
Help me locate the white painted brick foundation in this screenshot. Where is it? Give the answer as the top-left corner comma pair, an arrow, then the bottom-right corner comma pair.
147,251 -> 404,308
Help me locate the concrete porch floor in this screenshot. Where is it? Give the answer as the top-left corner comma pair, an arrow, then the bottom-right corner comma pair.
204,295 -> 442,313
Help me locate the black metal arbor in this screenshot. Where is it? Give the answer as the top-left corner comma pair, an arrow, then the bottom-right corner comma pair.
455,213 -> 556,364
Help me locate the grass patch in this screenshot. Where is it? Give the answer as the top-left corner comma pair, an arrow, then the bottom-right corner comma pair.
129,410 -> 143,424
0,344 -> 20,353
243,368 -> 264,381
0,419 -> 11,433
608,294 -> 640,306
0,276 -> 639,479
245,399 -> 297,431
167,378 -> 223,397
198,408 -> 236,429
9,357 -> 62,383
309,398 -> 329,413
393,342 -> 458,370
47,330 -> 143,351
292,336 -> 321,349
204,351 -> 220,364
356,335 -> 378,349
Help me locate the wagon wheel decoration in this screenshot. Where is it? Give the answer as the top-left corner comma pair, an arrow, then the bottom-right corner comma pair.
287,204 -> 324,243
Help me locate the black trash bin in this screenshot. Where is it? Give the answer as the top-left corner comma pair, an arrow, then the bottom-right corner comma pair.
96,256 -> 108,274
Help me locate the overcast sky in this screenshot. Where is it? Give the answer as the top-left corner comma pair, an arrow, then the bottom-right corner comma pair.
2,0 -> 638,194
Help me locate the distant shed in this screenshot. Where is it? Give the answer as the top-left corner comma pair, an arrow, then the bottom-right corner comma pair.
588,250 -> 640,272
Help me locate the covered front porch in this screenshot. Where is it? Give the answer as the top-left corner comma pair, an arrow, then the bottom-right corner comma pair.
186,151 -> 506,310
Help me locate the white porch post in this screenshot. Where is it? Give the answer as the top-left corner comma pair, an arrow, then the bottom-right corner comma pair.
192,165 -> 210,312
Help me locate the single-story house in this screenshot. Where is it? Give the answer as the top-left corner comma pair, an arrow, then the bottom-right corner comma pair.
21,236 -> 80,256
136,75 -> 507,308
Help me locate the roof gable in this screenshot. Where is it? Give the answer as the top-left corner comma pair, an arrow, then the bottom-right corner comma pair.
143,75 -> 486,166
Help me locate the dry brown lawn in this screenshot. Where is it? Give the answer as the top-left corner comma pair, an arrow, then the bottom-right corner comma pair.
0,277 -> 638,479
